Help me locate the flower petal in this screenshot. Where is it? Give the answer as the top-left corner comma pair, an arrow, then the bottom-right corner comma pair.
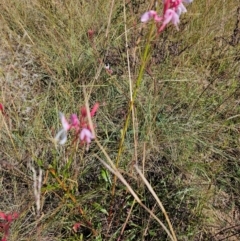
59,112 -> 71,131
141,11 -> 151,23
0,212 -> 7,220
80,128 -> 94,143
55,129 -> 68,145
141,10 -> 157,23
163,9 -> 180,28
80,107 -> 87,118
176,3 -> 187,16
70,114 -> 80,127
183,0 -> 193,3
73,222 -> 81,233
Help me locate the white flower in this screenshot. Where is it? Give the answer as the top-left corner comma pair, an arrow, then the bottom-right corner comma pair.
54,112 -> 71,145
176,3 -> 187,16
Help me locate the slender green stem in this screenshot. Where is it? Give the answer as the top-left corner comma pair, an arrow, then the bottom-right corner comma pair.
115,23 -> 155,168
110,23 -> 155,199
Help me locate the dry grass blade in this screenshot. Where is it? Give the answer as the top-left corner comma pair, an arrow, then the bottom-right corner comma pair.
134,164 -> 178,241
95,139 -> 175,241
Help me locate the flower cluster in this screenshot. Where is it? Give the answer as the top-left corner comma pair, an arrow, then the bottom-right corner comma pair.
141,0 -> 193,33
55,103 -> 99,147
0,212 -> 19,241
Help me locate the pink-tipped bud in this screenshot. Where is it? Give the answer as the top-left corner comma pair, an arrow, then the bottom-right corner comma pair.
0,103 -> 4,113
87,29 -> 94,41
81,107 -> 87,118
0,211 -> 7,220
90,103 -> 99,117
70,114 -> 80,127
73,222 -> 81,232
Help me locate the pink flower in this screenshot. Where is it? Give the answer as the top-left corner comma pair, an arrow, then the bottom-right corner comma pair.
163,9 -> 180,29
169,0 -> 182,9
80,128 -> 94,144
0,212 -> 19,241
70,114 -> 80,128
0,212 -> 18,222
141,10 -> 154,22
141,0 -> 194,33
54,103 -> 99,147
141,10 -> 162,23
